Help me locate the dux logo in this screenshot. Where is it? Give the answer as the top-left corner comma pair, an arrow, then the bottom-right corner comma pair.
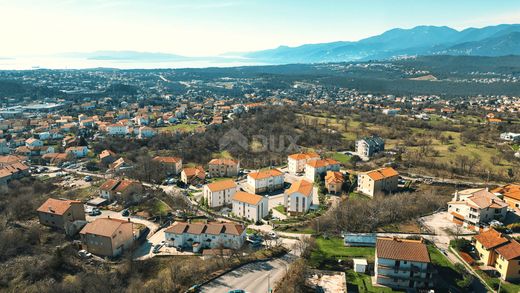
219,128 -> 249,151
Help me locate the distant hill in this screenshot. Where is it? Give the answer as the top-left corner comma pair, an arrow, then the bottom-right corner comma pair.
58,51 -> 190,61
241,24 -> 520,63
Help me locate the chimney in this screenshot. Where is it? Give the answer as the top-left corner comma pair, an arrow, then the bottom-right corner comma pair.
127,217 -> 130,222
107,215 -> 110,219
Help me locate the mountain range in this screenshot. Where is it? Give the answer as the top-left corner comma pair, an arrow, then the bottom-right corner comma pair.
243,24 -> 520,63
52,24 -> 520,65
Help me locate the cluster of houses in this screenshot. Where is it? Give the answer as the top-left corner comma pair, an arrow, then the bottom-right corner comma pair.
36,197 -> 136,257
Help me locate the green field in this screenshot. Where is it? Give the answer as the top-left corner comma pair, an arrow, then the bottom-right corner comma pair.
310,237 -> 375,266
158,120 -> 204,133
346,271 -> 402,293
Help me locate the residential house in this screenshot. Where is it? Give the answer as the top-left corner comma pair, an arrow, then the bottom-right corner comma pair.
208,158 -> 240,178
80,218 -> 134,257
246,168 -> 284,193
474,228 -> 520,282
138,126 -> 156,139
41,153 -> 72,165
203,179 -> 238,208
0,162 -> 29,185
355,136 -> 385,161
99,149 -> 118,165
284,179 -> 314,214
375,237 -> 435,289
37,198 -> 85,231
357,167 -> 399,197
25,137 -> 43,148
107,124 -> 129,136
305,159 -> 340,182
66,146 -> 89,158
99,179 -> 143,202
153,156 -> 182,175
232,191 -> 268,222
109,157 -> 133,173
325,171 -> 345,194
448,188 -> 508,231
181,166 -> 206,185
492,184 -> 520,209
165,222 -> 246,253
287,152 -> 320,174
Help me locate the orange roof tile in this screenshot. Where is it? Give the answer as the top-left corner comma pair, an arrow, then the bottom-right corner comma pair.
376,237 -> 430,263
286,179 -> 313,197
474,229 -> 509,249
325,171 -> 344,184
232,191 -> 264,205
492,184 -> 520,201
206,179 -> 237,192
248,168 -> 283,180
365,167 -> 399,181
37,198 -> 81,215
80,218 -> 132,237
496,239 -> 520,260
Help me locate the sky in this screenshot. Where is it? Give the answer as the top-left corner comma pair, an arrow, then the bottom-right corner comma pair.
1,0 -> 520,57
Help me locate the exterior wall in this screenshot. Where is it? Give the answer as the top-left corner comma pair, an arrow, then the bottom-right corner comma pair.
166,230 -> 246,250
38,203 -> 85,230
357,174 -> 398,197
496,255 -> 520,282
357,174 -> 375,197
375,256 -> 433,289
82,223 -> 133,257
288,158 -> 309,174
232,197 -> 268,222
108,126 -> 129,136
208,163 -> 239,177
247,175 -> 284,194
203,186 -> 238,208
81,234 -> 114,257
305,164 -> 339,182
286,192 -> 312,213
475,241 -> 495,266
326,181 -> 342,194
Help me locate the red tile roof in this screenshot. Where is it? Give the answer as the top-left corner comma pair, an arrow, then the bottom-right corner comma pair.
474,228 -> 509,250
206,179 -> 237,192
496,239 -> 520,260
248,168 -> 283,180
232,191 -> 264,205
37,198 -> 81,215
376,237 -> 430,263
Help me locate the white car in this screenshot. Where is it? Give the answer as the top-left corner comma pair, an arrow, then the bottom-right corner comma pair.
78,249 -> 92,258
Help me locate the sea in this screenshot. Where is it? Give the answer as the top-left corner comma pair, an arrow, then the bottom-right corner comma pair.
0,57 -> 266,70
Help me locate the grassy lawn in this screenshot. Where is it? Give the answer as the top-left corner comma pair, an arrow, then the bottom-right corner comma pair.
475,270 -> 520,293
346,271 -> 402,293
273,204 -> 287,215
326,152 -> 352,164
349,192 -> 371,201
158,120 -> 204,133
310,237 -> 375,268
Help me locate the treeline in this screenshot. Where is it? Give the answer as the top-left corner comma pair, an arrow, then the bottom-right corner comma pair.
94,107 -> 345,169
314,190 -> 450,233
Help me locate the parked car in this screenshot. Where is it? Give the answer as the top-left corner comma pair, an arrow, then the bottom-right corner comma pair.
89,208 -> 101,216
78,249 -> 92,258
152,244 -> 163,254
121,209 -> 130,217
84,175 -> 93,182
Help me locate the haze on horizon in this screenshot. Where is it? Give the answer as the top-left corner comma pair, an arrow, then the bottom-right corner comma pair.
2,0 -> 520,58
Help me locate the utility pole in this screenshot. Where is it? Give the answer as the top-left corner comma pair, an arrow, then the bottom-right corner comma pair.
267,272 -> 271,293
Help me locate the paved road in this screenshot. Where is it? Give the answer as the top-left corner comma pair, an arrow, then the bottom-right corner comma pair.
200,254 -> 295,293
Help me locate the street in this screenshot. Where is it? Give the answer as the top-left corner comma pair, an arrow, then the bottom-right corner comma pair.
200,254 -> 295,293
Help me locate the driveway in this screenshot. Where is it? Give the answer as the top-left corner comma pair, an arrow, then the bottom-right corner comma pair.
86,209 -> 160,237
200,254 -> 295,293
